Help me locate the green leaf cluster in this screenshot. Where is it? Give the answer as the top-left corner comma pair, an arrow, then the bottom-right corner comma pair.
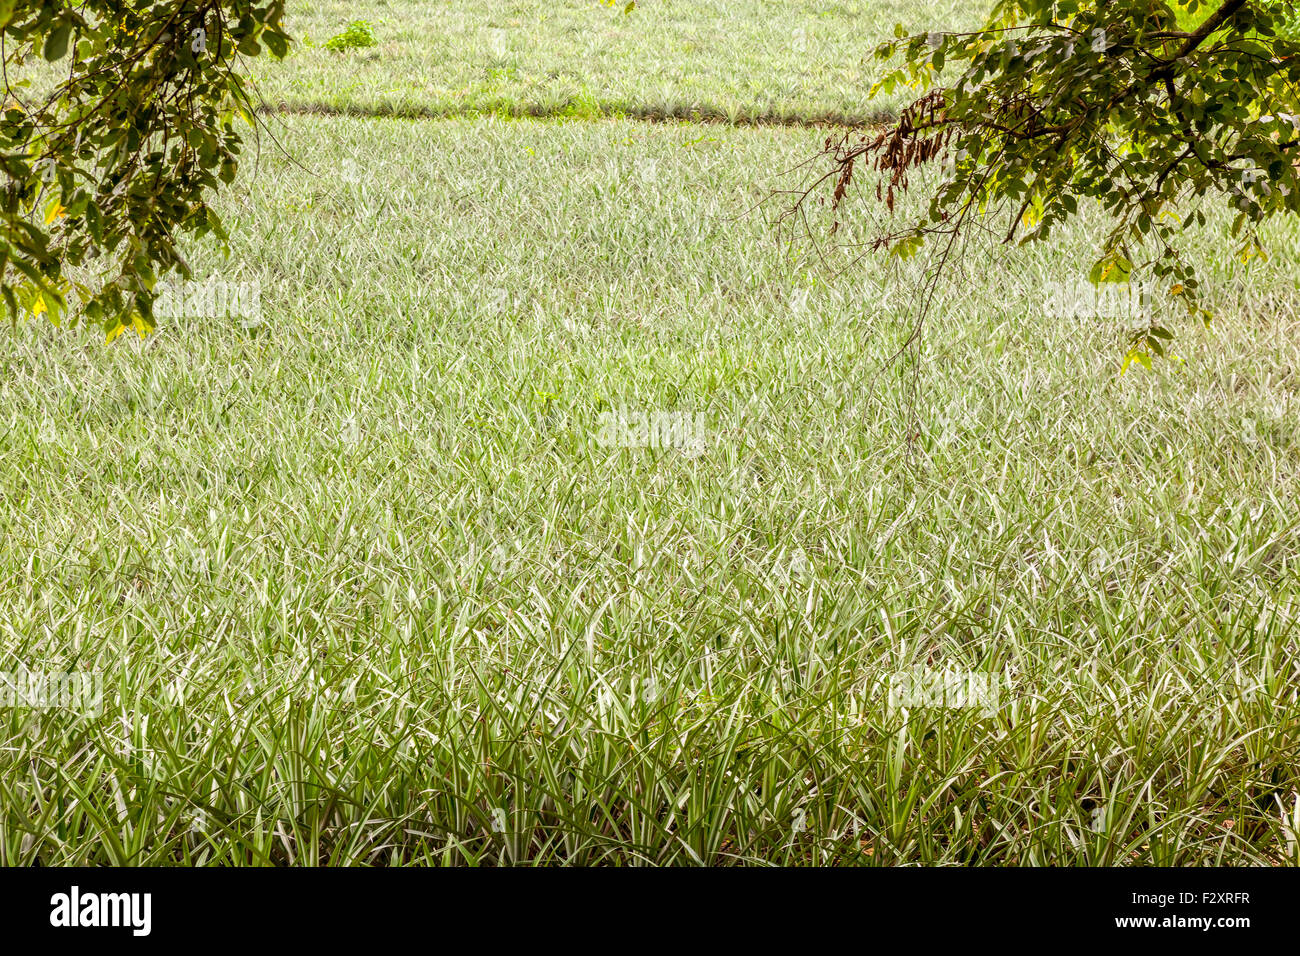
1,1 -> 291,339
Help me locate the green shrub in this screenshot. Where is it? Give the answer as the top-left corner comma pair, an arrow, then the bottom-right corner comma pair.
325,20 -> 377,52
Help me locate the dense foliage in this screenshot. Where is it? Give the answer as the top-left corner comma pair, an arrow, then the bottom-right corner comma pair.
814,0 -> 1300,365
0,1 -> 289,339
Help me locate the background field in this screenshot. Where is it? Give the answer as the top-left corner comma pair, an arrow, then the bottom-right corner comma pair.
254,0 -> 977,122
1,2 -> 1298,865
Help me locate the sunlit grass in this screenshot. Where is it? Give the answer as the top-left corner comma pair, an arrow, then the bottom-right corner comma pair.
1,113 -> 1297,865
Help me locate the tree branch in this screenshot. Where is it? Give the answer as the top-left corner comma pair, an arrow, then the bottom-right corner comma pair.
1174,0 -> 1249,59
